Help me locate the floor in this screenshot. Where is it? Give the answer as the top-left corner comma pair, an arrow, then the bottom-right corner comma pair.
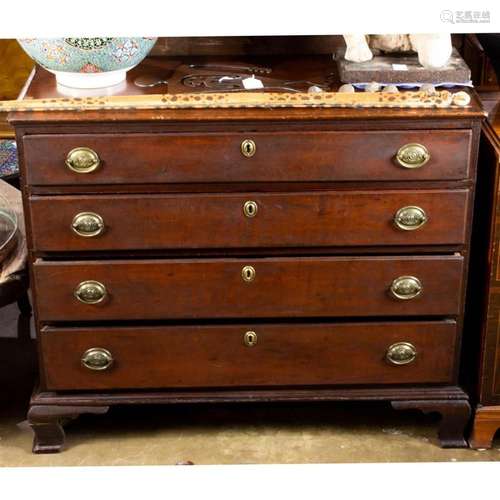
2,394 -> 500,466
1,304 -> 500,466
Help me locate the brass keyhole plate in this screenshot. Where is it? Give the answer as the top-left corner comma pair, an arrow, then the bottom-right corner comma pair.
242,265 -> 256,282
244,331 -> 258,347
241,139 -> 256,158
243,200 -> 258,218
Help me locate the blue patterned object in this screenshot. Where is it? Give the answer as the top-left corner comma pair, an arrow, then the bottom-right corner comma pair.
0,140 -> 19,178
17,38 -> 157,74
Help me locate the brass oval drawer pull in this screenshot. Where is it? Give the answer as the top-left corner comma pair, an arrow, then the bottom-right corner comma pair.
386,342 -> 417,365
65,147 -> 101,173
396,143 -> 430,169
244,331 -> 258,347
394,206 -> 428,231
241,265 -> 256,282
71,212 -> 105,237
81,347 -> 114,371
389,276 -> 423,300
241,139 -> 256,158
74,280 -> 107,304
243,200 -> 258,218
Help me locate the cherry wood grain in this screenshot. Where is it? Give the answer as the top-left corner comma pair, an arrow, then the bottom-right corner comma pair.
470,406 -> 500,448
22,129 -> 472,186
29,189 -> 470,252
40,320 -> 458,390
33,255 -> 464,321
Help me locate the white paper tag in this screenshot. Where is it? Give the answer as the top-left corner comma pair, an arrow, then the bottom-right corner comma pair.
242,76 -> 264,90
392,64 -> 408,71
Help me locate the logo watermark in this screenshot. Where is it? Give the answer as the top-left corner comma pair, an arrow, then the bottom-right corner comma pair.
440,10 -> 490,23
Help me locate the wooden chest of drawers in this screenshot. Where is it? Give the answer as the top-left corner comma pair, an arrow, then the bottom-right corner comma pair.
10,60 -> 486,453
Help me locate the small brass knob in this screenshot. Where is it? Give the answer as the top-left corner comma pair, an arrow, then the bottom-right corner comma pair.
241,139 -> 256,158
71,212 -> 105,237
390,276 -> 423,300
81,347 -> 114,371
244,331 -> 258,347
386,342 -> 417,365
394,206 -> 428,231
396,143 -> 430,169
243,200 -> 258,218
74,280 -> 107,304
65,147 -> 101,173
242,265 -> 256,282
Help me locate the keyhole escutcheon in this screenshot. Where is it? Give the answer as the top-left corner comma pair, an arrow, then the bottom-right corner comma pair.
242,265 -> 256,282
243,200 -> 258,218
241,139 -> 256,158
244,331 -> 258,347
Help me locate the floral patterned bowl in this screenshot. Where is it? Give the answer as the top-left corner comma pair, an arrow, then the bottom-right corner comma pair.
17,37 -> 157,89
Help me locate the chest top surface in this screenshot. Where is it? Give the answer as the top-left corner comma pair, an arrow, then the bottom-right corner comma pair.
8,55 -> 484,127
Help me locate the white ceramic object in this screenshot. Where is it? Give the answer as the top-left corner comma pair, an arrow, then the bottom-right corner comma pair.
17,38 -> 157,89
52,67 -> 133,89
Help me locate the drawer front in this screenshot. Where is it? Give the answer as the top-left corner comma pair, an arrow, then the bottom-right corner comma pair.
40,321 -> 458,390
23,130 -> 471,186
33,256 -> 464,321
30,189 -> 470,252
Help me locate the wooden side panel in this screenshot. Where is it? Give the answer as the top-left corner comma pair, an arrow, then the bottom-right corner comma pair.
470,122 -> 500,404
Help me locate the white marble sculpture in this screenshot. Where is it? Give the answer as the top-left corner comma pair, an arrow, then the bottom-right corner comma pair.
343,34 -> 452,69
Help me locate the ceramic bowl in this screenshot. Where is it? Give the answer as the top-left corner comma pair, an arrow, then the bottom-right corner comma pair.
0,193 -> 18,263
17,37 -> 158,89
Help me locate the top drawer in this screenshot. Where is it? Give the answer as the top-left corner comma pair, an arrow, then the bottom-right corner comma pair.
22,130 -> 472,186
